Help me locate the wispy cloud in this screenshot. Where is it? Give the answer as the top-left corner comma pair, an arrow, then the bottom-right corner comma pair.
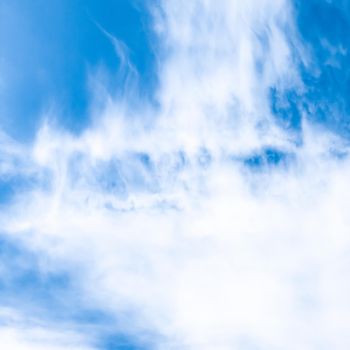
1,0 -> 350,349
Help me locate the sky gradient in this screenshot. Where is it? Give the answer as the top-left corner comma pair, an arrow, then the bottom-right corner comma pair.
1,0 -> 350,349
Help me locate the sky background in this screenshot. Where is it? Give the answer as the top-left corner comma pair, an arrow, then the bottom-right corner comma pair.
1,0 -> 350,349
0,0 -> 156,140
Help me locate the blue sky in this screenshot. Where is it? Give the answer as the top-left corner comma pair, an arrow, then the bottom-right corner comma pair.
2,0 -> 349,140
1,0 -> 350,349
0,0 -> 156,140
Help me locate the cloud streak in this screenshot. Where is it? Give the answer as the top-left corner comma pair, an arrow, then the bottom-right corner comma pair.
1,0 -> 350,349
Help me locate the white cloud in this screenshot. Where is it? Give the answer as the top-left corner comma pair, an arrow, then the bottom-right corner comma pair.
1,0 -> 350,349
0,307 -> 94,350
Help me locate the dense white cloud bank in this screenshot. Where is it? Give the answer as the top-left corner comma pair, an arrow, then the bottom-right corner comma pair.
1,0 -> 350,349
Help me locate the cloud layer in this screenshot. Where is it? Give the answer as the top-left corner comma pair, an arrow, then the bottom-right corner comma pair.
1,0 -> 350,349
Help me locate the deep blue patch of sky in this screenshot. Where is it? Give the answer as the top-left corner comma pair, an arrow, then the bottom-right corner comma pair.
284,0 -> 350,137
243,147 -> 293,170
0,0 -> 156,141
99,333 -> 154,350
